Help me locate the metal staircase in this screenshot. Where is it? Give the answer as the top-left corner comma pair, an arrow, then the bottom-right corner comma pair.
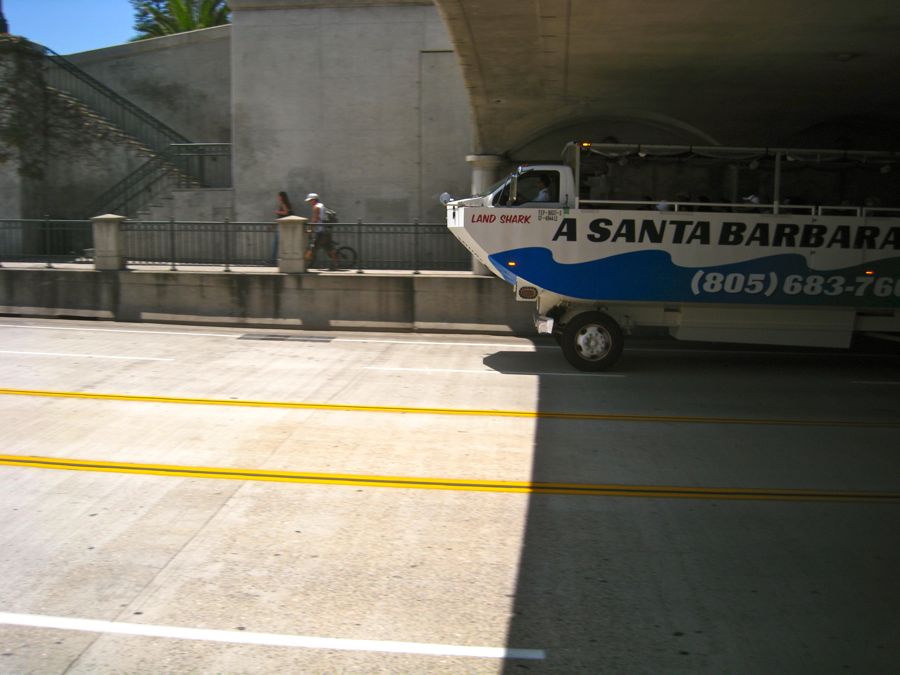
41,45 -> 230,218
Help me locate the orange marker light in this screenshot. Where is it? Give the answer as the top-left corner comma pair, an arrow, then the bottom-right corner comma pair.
865,270 -> 875,276
507,261 -> 517,267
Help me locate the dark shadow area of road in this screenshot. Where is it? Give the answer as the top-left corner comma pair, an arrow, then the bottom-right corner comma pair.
497,338 -> 900,672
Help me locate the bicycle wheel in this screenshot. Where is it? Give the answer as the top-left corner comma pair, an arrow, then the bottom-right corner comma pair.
334,246 -> 357,270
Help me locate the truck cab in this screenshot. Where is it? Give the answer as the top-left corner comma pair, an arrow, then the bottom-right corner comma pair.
494,166 -> 574,209
454,165 -> 575,210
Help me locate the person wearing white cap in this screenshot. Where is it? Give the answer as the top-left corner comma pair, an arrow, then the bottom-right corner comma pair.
303,192 -> 337,269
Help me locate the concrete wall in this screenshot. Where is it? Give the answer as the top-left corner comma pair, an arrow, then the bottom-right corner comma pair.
66,26 -> 232,143
1,29 -> 232,219
231,0 -> 473,223
7,3 -> 475,223
137,188 -> 237,222
5,3 -> 474,223
39,90 -> 156,219
0,37 -> 46,219
0,269 -> 532,333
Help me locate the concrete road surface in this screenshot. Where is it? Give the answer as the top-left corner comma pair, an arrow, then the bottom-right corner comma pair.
0,317 -> 898,673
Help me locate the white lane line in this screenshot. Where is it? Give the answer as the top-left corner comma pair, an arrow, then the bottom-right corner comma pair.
0,612 -> 545,660
367,366 -> 498,374
0,350 -> 173,361
336,337 -> 551,350
627,346 -> 817,356
0,325 -> 542,349
365,366 -> 624,377
0,324 -> 232,338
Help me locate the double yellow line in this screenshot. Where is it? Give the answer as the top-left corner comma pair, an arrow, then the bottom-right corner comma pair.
1,387 -> 897,428
2,387 -> 897,502
2,454 -> 898,503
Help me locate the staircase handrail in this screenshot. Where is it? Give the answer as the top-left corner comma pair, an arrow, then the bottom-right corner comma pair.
41,45 -> 191,154
86,150 -> 180,217
86,143 -> 232,217
35,44 -> 236,218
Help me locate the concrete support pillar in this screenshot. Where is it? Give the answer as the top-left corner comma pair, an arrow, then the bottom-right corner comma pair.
277,215 -> 308,273
91,214 -> 127,271
466,154 -> 506,196
465,154 -> 506,275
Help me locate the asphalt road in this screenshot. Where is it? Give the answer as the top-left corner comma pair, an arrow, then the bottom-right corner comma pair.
0,317 -> 898,673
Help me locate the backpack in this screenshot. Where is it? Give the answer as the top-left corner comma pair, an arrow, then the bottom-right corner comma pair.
325,208 -> 339,224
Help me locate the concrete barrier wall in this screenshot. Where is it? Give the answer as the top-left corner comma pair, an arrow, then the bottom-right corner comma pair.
0,269 -> 534,334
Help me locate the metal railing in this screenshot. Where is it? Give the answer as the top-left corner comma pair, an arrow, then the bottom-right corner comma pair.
86,143 -> 232,218
819,206 -> 900,218
119,221 -> 471,271
42,46 -> 190,154
87,152 -> 188,218
579,199 -> 900,217
332,222 -> 471,271
0,219 -> 94,267
38,46 -> 232,219
169,143 -> 232,188
124,220 -> 275,269
1,219 -> 471,271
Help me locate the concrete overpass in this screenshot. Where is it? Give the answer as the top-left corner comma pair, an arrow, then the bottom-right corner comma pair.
434,0 -> 900,158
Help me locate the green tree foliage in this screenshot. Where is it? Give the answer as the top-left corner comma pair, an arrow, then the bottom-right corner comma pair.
130,0 -> 231,40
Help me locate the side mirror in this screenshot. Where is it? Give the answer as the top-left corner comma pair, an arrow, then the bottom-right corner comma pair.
439,192 -> 454,205
509,175 -> 518,205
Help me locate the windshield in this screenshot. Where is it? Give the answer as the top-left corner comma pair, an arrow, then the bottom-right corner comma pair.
477,175 -> 512,197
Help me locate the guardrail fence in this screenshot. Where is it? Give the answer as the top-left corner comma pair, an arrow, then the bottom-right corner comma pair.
0,219 -> 94,266
124,220 -> 275,269
0,219 -> 470,271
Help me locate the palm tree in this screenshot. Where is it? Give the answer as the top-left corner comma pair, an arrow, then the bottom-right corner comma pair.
131,0 -> 231,40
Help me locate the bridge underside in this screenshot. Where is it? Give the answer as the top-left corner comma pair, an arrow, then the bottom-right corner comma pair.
435,0 -> 900,157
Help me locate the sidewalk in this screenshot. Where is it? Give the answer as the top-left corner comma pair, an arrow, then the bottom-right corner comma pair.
0,261 -> 478,276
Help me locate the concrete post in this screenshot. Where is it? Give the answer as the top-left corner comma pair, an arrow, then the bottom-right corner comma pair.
465,154 -> 506,275
277,215 -> 308,273
91,214 -> 127,271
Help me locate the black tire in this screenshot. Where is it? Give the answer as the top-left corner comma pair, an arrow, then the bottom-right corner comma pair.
559,311 -> 623,371
334,246 -> 357,270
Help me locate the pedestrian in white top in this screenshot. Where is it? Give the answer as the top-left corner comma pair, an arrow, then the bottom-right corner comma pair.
303,192 -> 338,269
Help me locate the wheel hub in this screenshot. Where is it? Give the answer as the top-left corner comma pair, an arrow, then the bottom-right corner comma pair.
575,325 -> 610,360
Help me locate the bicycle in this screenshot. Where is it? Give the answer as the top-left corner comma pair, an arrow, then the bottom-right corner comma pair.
305,226 -> 358,270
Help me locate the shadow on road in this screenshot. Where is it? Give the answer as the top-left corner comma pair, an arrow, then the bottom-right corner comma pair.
489,338 -> 900,672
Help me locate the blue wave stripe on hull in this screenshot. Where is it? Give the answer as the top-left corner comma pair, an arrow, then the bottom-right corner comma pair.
488,248 -> 900,307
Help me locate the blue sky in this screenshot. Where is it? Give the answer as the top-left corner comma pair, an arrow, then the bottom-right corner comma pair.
4,0 -> 138,54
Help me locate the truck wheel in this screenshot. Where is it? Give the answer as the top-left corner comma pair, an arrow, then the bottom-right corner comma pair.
560,311 -> 623,371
